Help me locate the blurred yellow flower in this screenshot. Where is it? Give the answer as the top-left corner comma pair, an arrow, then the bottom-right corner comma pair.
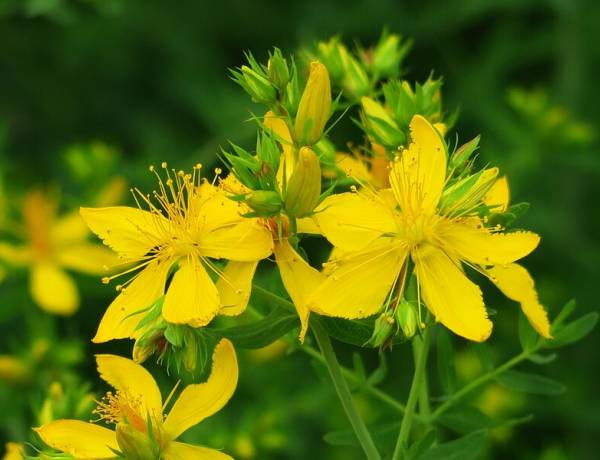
35,339 -> 238,460
2,442 -> 23,460
0,190 -> 116,315
312,115 -> 550,341
81,165 -> 273,343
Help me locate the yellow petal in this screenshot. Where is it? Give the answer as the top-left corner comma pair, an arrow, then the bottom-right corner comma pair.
483,176 -> 510,212
414,245 -> 492,342
487,263 -> 551,338
34,420 -> 118,459
314,191 -> 397,252
93,260 -> 170,343
274,240 -> 325,342
31,262 -> 79,315
200,220 -> 273,261
310,241 -> 406,319
163,258 -> 220,327
0,242 -> 32,266
216,261 -> 258,316
163,441 -> 233,460
296,216 -> 321,235
440,220 -> 540,265
3,442 -> 24,460
55,243 -> 118,275
95,354 -> 163,422
389,115 -> 447,215
80,206 -> 165,259
164,339 -> 238,439
433,122 -> 447,137
334,152 -> 372,183
50,211 -> 89,246
264,110 -> 295,187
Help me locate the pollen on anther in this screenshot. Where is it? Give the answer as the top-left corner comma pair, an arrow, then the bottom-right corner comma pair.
161,162 -> 168,168
101,277 -> 110,284
149,165 -> 155,172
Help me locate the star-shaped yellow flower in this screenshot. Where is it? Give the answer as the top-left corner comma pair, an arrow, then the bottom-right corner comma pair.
35,339 -> 238,459
81,165 -> 273,343
0,190 -> 116,315
311,115 -> 550,341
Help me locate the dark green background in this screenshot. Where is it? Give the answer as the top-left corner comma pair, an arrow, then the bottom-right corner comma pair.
0,0 -> 598,459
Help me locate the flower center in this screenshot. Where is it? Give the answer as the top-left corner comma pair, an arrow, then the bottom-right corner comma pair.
398,213 -> 439,247
93,390 -> 147,433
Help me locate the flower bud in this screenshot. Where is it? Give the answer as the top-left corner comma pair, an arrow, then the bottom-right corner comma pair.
284,147 -> 321,218
115,424 -> 160,460
340,50 -> 370,100
395,300 -> 418,339
294,61 -> 332,146
133,340 -> 155,365
246,190 -> 283,217
0,355 -> 30,384
241,65 -> 277,104
372,34 -> 409,78
450,135 -> 480,171
267,48 -> 290,91
361,97 -> 405,148
182,329 -> 198,373
317,38 -> 346,81
367,312 -> 396,347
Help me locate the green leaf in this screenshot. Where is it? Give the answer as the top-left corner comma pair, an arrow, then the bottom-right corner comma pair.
317,316 -> 375,347
518,311 -> 538,351
323,421 -> 399,447
551,299 -> 576,330
209,308 -> 297,349
547,312 -> 598,349
437,328 -> 457,395
438,406 -> 533,434
416,431 -> 487,460
526,353 -> 557,365
406,430 -> 437,460
495,370 -> 565,395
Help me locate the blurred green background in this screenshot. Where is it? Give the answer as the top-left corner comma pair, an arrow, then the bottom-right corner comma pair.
0,0 -> 598,459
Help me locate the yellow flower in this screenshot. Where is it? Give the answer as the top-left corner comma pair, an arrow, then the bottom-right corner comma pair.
0,190 -> 116,315
2,442 -> 23,460
311,115 -> 550,341
35,339 -> 238,460
81,164 -> 273,343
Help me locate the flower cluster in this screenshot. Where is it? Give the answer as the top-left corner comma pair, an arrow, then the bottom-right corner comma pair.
18,33 -> 560,459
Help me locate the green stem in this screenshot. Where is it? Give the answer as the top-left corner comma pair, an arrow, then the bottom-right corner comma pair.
413,337 -> 431,420
253,285 -> 413,417
430,349 -> 531,421
312,321 -> 382,460
392,327 -> 433,460
301,345 -> 408,416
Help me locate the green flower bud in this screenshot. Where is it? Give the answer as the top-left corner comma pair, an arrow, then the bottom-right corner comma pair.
133,339 -> 156,365
241,65 -> 277,104
395,300 -> 418,339
450,135 -> 480,171
367,312 -> 396,347
317,38 -> 346,81
182,329 -> 198,373
284,147 -> 321,218
372,34 -> 410,78
267,48 -> 290,91
340,49 -> 370,100
246,190 -> 282,217
116,424 -> 160,460
294,61 -> 332,146
361,97 -> 405,148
